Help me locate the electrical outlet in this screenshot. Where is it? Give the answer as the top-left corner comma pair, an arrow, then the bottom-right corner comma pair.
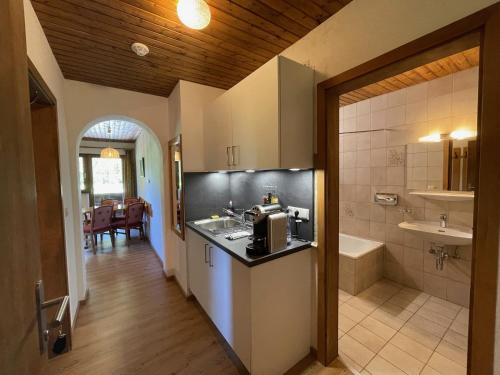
287,206 -> 309,221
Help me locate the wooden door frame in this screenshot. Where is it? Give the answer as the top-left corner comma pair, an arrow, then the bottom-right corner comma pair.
315,4 -> 500,373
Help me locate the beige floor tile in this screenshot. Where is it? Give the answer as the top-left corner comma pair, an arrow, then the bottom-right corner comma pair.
422,298 -> 461,320
386,294 -> 421,313
397,287 -> 430,305
427,296 -> 461,312
435,340 -> 467,367
443,328 -> 468,351
346,295 -> 384,315
365,355 -> 405,375
399,324 -> 441,350
337,351 -> 364,373
361,280 -> 401,300
427,352 -> 466,375
339,313 -> 357,333
378,343 -> 425,375
338,329 -> 345,339
360,371 -> 372,375
406,314 -> 448,337
348,324 -> 386,353
370,307 -> 406,330
420,365 -> 441,375
339,289 -> 353,303
455,307 -> 469,325
339,334 -> 376,368
360,316 -> 397,341
415,305 -> 453,328
449,318 -> 469,336
340,303 -> 367,323
389,332 -> 433,363
379,302 -> 414,321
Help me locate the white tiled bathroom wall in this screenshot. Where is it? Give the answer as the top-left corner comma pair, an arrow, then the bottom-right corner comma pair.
339,66 -> 478,306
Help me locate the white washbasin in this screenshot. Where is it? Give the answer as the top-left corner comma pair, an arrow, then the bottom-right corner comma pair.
398,221 -> 472,246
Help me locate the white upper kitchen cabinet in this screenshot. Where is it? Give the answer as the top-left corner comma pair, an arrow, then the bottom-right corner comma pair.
203,56 -> 313,171
203,93 -> 232,171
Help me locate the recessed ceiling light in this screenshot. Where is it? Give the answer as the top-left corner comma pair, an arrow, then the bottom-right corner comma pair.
177,0 -> 211,30
245,169 -> 255,173
131,42 -> 150,57
289,168 -> 301,172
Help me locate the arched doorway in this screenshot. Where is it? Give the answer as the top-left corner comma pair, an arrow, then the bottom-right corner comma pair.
75,116 -> 167,262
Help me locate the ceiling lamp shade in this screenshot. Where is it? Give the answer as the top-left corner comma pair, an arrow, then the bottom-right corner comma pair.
100,147 -> 120,159
177,0 -> 211,30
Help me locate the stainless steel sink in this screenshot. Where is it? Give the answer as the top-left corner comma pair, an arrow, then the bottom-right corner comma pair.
194,217 -> 245,233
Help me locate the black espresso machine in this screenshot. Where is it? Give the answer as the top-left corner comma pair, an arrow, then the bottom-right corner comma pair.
244,204 -> 288,256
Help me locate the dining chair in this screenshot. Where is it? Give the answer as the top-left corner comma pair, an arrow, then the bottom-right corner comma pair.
83,205 -> 115,254
112,202 -> 145,241
124,197 -> 140,205
101,199 -> 117,206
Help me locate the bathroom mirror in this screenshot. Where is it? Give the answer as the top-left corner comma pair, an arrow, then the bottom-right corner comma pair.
406,138 -> 477,191
168,135 -> 185,239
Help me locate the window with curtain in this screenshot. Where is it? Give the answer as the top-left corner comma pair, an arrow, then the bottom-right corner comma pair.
91,157 -> 124,195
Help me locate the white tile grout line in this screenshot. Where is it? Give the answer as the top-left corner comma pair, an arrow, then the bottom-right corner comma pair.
338,281 -> 468,375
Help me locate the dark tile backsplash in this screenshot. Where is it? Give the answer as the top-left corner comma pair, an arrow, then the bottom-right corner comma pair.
184,169 -> 314,241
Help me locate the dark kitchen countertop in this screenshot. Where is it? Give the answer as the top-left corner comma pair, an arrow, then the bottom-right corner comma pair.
186,221 -> 311,267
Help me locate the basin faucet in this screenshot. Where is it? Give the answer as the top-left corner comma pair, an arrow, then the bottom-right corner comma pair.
439,213 -> 448,228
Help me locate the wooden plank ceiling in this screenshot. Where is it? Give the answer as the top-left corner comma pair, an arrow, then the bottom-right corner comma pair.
340,47 -> 480,106
31,0 -> 352,97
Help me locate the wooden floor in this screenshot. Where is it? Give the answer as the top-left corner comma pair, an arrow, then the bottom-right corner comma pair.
45,238 -> 241,375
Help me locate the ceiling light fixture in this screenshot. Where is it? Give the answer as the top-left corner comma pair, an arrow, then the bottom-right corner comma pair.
177,0 -> 211,30
100,126 -> 120,159
418,133 -> 443,143
289,168 -> 301,172
245,169 -> 255,173
131,42 -> 150,57
450,129 -> 477,140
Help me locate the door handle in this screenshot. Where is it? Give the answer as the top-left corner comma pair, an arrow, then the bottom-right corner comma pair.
208,246 -> 214,267
35,280 -> 69,354
204,243 -> 209,263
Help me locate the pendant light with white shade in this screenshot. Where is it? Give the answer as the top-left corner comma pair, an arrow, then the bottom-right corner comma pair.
100,125 -> 120,159
177,0 -> 211,30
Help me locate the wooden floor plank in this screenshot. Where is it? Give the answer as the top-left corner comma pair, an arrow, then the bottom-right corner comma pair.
44,238 -> 240,375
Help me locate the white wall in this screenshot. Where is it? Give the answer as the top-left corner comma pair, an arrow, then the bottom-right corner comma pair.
135,131 -> 165,261
165,81 -> 225,294
63,80 -> 170,296
23,0 -> 80,325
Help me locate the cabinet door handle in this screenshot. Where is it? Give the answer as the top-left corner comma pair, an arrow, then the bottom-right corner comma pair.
231,146 -> 237,166
204,244 -> 208,264
208,246 -> 214,267
226,146 -> 232,167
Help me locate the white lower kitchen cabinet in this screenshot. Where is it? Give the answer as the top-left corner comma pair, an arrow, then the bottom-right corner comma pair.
187,229 -> 311,375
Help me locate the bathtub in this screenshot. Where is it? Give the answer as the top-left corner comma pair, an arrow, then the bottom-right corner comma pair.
339,234 -> 384,295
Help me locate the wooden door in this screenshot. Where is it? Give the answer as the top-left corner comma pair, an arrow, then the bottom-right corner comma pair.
0,0 -> 45,373
469,5 -> 500,374
231,58 -> 280,170
31,105 -> 72,357
203,94 -> 232,171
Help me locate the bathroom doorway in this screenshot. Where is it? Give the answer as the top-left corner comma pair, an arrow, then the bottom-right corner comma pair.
316,4 -> 500,374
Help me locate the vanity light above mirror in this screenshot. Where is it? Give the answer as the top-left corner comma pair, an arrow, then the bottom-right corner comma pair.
408,128 -> 476,201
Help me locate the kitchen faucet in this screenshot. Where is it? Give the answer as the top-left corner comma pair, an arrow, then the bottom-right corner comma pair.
222,207 -> 247,224
439,213 -> 448,228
